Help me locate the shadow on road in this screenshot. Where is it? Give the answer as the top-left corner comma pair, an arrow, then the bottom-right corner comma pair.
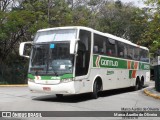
33,87 -> 138,103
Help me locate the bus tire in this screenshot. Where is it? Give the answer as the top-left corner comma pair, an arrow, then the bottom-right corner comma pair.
91,78 -> 102,99
91,80 -> 98,99
140,76 -> 144,88
135,82 -> 139,91
56,94 -> 63,98
135,77 -> 141,91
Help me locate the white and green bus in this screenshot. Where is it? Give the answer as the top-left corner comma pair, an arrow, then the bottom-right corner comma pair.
19,26 -> 150,99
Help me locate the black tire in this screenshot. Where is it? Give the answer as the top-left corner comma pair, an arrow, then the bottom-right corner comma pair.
139,82 -> 143,89
140,77 -> 144,88
56,94 -> 63,98
135,80 -> 142,91
135,82 -> 139,91
91,80 -> 99,99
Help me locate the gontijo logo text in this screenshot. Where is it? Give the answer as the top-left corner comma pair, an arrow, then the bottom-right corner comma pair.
101,59 -> 118,67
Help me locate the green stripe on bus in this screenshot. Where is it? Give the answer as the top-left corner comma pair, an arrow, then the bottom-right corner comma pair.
93,55 -> 127,69
93,55 -> 150,70
28,74 -> 35,79
129,70 -> 132,79
28,73 -> 73,80
131,61 -> 134,69
139,62 -> 150,70
93,55 -> 98,67
61,74 -> 73,79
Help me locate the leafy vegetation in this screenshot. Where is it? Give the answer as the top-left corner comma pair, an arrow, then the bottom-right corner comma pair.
0,0 -> 159,83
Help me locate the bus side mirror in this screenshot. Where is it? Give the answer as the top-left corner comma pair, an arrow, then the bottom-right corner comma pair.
19,41 -> 32,58
70,39 -> 79,54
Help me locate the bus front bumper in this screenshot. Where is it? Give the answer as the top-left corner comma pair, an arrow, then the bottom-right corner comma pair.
28,81 -> 76,94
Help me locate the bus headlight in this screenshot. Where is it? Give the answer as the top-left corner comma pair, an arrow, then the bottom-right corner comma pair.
61,78 -> 73,83
28,78 -> 35,82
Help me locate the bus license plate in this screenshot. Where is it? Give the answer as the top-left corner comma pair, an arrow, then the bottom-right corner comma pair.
43,87 -> 51,91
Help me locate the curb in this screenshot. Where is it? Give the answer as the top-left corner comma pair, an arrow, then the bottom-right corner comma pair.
0,84 -> 28,87
143,89 -> 160,100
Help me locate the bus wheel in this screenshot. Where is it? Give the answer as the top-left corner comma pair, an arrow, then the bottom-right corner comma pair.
91,79 -> 102,99
135,78 -> 141,91
135,82 -> 139,91
56,94 -> 63,98
91,80 -> 98,99
140,77 -> 144,88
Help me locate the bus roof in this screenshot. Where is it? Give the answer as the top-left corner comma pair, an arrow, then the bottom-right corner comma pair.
37,26 -> 149,51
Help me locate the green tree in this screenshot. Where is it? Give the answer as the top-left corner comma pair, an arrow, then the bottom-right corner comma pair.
140,0 -> 160,53
0,0 -> 49,83
0,0 -> 154,83
91,0 -> 148,44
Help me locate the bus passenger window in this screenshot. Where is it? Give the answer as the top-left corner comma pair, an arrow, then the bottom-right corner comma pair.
94,34 -> 105,55
133,47 -> 139,61
139,49 -> 149,62
106,38 -> 116,57
117,42 -> 125,58
127,45 -> 134,60
94,46 -> 98,53
120,52 -> 124,57
99,48 -> 104,54
107,49 -> 112,55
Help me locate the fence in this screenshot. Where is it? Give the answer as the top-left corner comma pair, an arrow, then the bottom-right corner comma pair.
0,63 -> 28,84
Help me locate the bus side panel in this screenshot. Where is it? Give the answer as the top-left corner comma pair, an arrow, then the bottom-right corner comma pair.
136,70 -> 150,83
145,71 -> 150,82
74,76 -> 93,94
116,69 -> 131,88
89,68 -> 117,91
102,68 -> 117,90
73,67 -> 118,94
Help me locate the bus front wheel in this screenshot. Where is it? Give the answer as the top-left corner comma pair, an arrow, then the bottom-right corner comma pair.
91,79 -> 102,99
91,80 -> 98,99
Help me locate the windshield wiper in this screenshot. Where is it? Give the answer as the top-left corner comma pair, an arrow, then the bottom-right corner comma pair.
53,70 -> 58,76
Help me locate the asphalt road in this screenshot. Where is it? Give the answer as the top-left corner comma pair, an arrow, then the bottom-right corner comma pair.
0,81 -> 159,120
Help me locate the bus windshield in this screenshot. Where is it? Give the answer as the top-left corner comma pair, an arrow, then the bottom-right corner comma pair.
29,42 -> 74,76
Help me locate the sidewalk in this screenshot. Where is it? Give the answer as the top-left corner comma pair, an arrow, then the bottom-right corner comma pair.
0,84 -> 27,87
143,85 -> 160,100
